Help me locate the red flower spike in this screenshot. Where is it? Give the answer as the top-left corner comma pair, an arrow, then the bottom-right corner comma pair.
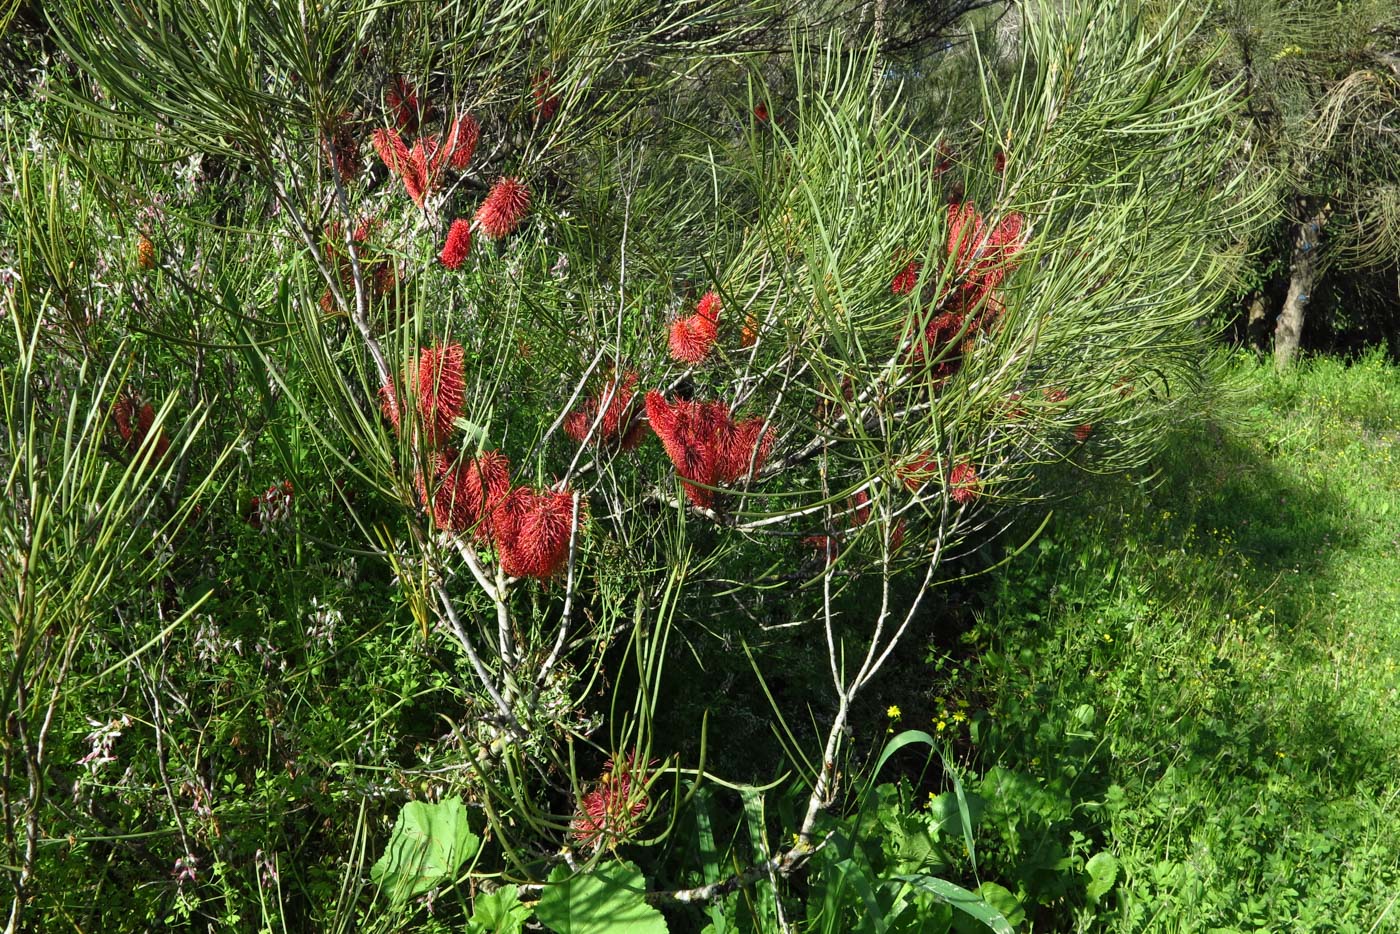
804,534 -> 842,566
476,177 -> 531,239
565,371 -> 638,446
571,756 -> 651,850
896,453 -> 939,492
379,382 -> 402,434
891,258 -> 921,296
462,450 -> 512,540
949,461 -> 981,504
493,487 -> 580,579
442,114 -> 480,170
386,76 -> 420,133
112,395 -> 136,445
532,70 -> 560,121
1074,423 -> 1093,442
414,344 -> 466,445
753,102 -> 769,122
719,416 -> 773,483
1043,388 -> 1068,403
325,112 -> 361,182
849,490 -> 871,527
440,219 -> 473,269
668,291 -> 721,364
993,149 -> 1007,175
372,128 -> 411,177
647,391 -> 771,506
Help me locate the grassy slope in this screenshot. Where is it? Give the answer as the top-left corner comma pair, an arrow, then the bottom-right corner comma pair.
961,351 -> 1400,932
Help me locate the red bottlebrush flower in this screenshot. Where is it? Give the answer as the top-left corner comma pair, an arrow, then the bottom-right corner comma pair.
849,490 -> 871,527
493,487 -> 580,579
804,534 -> 842,566
668,291 -> 722,364
908,311 -> 967,373
949,461 -> 980,504
564,371 -> 639,445
441,113 -> 480,170
462,450 -> 512,540
325,112 -> 361,182
945,202 -> 1027,303
668,315 -> 717,364
890,518 -> 907,552
570,755 -> 651,850
644,391 -> 717,507
112,394 -> 137,444
646,391 -> 770,506
1043,387 -> 1068,403
378,382 -> 402,433
373,127 -> 430,206
753,102 -> 769,122
475,177 -> 531,239
933,141 -> 956,177
414,343 -> 466,445
718,416 -> 773,483
440,219 -> 473,269
386,76 -> 420,133
993,149 -> 1007,175
113,394 -> 170,460
1073,423 -> 1093,442
372,127 -> 411,177
891,258 -> 921,296
532,70 -> 560,121
896,452 -> 939,492
416,450 -> 473,532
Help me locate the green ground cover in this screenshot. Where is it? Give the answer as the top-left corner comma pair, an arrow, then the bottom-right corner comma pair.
941,352 -> 1400,931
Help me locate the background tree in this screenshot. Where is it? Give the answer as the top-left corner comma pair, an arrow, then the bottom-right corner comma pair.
1202,0 -> 1400,366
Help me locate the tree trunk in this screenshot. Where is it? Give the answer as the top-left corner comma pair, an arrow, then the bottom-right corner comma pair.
1245,291 -> 1272,352
1273,205 -> 1331,369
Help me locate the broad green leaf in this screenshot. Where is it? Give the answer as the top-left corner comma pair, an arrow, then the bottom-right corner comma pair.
536,861 -> 668,934
893,875 -> 1015,934
1085,851 -> 1119,904
468,885 -> 532,934
369,797 -> 479,904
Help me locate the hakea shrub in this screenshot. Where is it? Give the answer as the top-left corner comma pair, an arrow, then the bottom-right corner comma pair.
564,370 -> 642,446
668,290 -> 722,364
475,177 -> 531,239
570,756 -> 651,851
644,391 -> 773,508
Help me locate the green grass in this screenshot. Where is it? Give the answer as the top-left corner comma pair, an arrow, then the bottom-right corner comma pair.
950,350 -> 1400,932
